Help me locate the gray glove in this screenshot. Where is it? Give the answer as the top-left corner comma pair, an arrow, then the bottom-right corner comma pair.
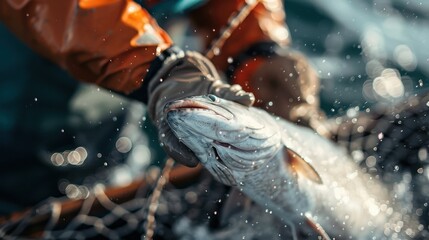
147,50 -> 254,167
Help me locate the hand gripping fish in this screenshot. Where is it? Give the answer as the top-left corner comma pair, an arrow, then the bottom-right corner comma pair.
165,95 -> 418,240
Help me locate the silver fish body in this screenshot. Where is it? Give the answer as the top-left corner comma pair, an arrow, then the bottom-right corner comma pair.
166,95 -> 419,239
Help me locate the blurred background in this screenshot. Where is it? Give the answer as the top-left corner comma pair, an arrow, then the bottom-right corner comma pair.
284,0 -> 429,115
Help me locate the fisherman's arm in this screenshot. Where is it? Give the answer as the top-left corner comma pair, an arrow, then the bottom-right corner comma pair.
190,0 -> 326,129
0,0 -> 254,166
0,0 -> 172,94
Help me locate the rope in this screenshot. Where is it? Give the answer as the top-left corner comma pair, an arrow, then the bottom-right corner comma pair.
144,158 -> 175,240
205,0 -> 260,59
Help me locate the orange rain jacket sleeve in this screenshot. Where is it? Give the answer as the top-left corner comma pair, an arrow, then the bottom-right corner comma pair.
0,0 -> 172,97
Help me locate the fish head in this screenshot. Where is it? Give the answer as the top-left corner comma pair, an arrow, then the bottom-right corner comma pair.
165,95 -> 283,186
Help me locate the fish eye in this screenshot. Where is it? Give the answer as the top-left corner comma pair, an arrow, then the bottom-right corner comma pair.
208,94 -> 219,102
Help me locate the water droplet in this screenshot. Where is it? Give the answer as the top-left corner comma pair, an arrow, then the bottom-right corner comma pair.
268,101 -> 273,107
366,156 -> 377,168
34,98 -> 38,102
116,137 -> 132,153
418,148 -> 427,161
67,151 -> 82,165
65,184 -> 80,199
351,150 -> 364,162
50,153 -> 65,166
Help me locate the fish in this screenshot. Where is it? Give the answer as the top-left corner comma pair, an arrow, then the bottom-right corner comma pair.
165,94 -> 419,239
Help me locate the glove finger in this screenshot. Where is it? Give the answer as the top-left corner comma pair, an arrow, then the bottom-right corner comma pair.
229,84 -> 243,92
214,85 -> 255,106
235,91 -> 255,106
160,127 -> 200,167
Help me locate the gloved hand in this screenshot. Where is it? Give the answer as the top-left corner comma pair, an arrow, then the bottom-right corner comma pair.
147,50 -> 254,167
229,43 -> 328,135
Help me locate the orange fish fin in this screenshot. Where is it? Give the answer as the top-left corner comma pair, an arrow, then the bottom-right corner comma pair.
304,213 -> 331,240
285,148 -> 323,184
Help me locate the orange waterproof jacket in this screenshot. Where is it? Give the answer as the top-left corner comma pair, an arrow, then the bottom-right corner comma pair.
0,0 -> 172,96
0,0 -> 290,100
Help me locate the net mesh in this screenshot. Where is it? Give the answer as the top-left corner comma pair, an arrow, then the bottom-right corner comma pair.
1,170 -> 155,239
329,92 -> 429,238
0,161 -> 217,240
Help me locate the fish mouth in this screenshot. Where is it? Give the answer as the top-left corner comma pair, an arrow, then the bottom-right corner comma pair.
166,99 -> 212,111
165,98 -> 233,120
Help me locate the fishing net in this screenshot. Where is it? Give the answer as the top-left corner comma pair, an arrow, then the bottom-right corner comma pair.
331,93 -> 429,173
0,161 -> 222,240
329,92 -> 429,238
0,161 -> 292,240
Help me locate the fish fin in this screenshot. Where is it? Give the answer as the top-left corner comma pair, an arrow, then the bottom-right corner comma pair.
285,148 -> 323,184
304,213 -> 331,240
220,188 -> 248,226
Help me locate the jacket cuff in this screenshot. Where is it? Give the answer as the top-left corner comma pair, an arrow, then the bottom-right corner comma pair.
126,46 -> 184,104
226,41 -> 279,83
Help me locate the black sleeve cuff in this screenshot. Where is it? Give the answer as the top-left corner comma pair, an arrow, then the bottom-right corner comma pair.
226,41 -> 279,83
126,45 -> 184,104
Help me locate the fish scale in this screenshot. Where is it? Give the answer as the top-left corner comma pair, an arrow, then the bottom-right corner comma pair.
230,148 -> 312,240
